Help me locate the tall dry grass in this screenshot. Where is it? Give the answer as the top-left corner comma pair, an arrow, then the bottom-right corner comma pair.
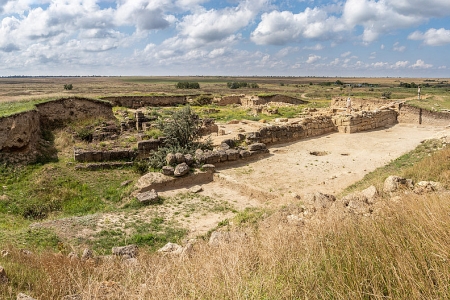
1,147 -> 450,299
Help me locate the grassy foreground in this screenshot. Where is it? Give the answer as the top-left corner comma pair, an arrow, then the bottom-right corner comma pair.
1,142 -> 449,299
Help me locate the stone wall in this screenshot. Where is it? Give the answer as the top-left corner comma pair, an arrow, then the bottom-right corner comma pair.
397,104 -> 450,126
258,94 -> 307,105
215,94 -> 306,107
74,148 -> 137,162
102,96 -> 187,108
245,116 -> 337,145
331,97 -> 399,111
332,109 -> 398,134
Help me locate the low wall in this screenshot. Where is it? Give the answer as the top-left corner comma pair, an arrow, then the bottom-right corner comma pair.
331,97 -> 398,111
215,95 -> 242,106
398,104 -> 450,126
74,148 -> 137,163
102,96 -> 187,108
332,109 -> 398,134
245,116 -> 337,145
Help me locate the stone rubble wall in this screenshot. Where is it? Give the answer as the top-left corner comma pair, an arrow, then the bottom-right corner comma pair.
102,96 -> 187,108
215,94 -> 306,107
245,116 -> 337,145
74,148 -> 137,163
331,97 -> 399,111
332,110 -> 398,134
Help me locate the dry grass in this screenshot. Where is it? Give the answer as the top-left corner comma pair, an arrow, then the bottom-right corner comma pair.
2,144 -> 450,299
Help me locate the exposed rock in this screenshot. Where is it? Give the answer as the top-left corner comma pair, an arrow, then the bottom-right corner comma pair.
166,153 -> 176,165
19,249 -> 32,256
304,192 -> 336,209
112,244 -> 138,258
0,266 -> 8,284
161,166 -> 175,176
226,149 -> 240,161
189,185 -> 203,193
221,139 -> 235,148
17,293 -> 36,300
184,154 -> 194,166
175,152 -> 185,164
414,181 -> 443,194
286,214 -> 304,225
136,189 -> 159,204
0,195 -> 9,201
174,162 -> 190,177
383,175 -> 412,193
361,185 -> 378,204
1,250 -> 9,258
81,248 -> 94,261
248,143 -> 266,151
158,242 -> 184,255
201,164 -> 215,173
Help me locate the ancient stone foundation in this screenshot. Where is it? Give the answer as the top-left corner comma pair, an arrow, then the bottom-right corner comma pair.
332,110 -> 398,134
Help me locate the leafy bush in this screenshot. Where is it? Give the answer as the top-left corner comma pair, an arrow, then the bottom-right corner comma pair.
64,84 -> 73,90
381,91 -> 392,99
176,82 -> 200,89
227,82 -> 259,89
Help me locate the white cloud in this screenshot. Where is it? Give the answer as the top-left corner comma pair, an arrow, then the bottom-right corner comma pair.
393,61 -> 409,68
410,59 -> 432,69
343,0 -> 424,43
409,28 -> 450,46
251,7 -> 344,45
306,54 -> 321,63
393,42 -> 406,52
341,51 -> 351,57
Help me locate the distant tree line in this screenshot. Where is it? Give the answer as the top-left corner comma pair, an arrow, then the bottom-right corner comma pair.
399,82 -> 418,88
176,82 -> 200,89
227,82 -> 259,89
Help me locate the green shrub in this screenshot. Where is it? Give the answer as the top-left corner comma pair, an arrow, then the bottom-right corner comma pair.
63,84 -> 73,90
176,82 -> 200,89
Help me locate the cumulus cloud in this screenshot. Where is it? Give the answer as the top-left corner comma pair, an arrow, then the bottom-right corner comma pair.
250,7 -> 344,45
410,59 -> 432,69
342,0 -> 424,43
307,54 -> 321,63
409,28 -> 450,46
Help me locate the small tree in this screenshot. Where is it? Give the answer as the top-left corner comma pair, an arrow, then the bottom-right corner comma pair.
64,83 -> 73,90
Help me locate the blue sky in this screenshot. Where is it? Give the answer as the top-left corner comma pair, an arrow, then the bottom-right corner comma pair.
0,0 -> 449,77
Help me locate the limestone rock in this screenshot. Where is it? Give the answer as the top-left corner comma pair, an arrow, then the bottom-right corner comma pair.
158,242 -> 184,255
81,248 -> 94,261
136,189 -> 159,204
175,152 -> 185,164
201,164 -> 215,173
162,166 -> 175,176
304,192 -> 336,209
189,185 -> 203,193
248,143 -> 266,151
184,154 -> 194,166
414,181 -> 443,194
112,244 -> 138,258
361,185 -> 378,204
383,175 -> 412,193
174,163 -> 190,177
166,153 -> 176,165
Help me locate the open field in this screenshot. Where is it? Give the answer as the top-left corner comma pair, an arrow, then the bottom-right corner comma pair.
1,76 -> 450,299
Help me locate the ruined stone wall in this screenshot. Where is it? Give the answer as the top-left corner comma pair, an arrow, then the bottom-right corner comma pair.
102,96 -> 187,108
397,104 -> 450,126
332,109 -> 398,134
259,94 -> 307,105
245,116 -> 337,145
74,148 -> 137,163
0,110 -> 41,163
331,97 -> 398,111
36,97 -> 115,128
